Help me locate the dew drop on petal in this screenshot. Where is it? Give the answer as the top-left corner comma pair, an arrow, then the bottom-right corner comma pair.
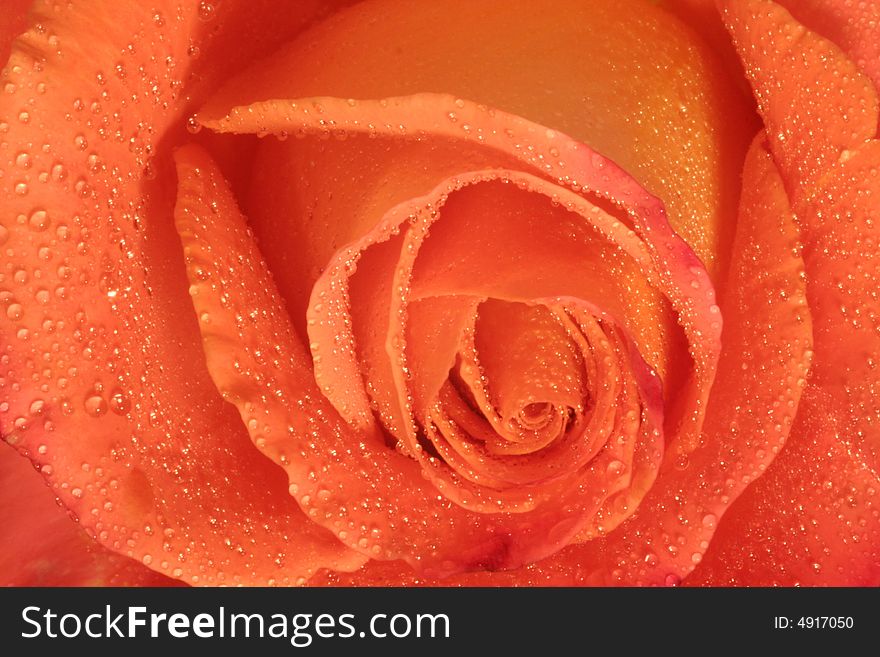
84,395 -> 108,417
664,573 -> 681,587
6,304 -> 24,321
28,209 -> 49,232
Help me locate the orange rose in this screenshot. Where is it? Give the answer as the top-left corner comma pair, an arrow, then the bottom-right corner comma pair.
0,0 -> 877,586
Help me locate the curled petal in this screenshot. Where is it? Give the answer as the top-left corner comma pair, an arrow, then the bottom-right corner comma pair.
720,0 -> 879,199
203,94 -> 722,455
725,0 -> 880,495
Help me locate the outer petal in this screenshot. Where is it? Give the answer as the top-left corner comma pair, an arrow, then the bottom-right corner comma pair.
688,389 -> 880,586
719,0 -> 879,199
173,143 -> 368,575
775,0 -> 880,98
0,0 -> 362,585
690,0 -> 880,585
690,143 -> 880,585
0,443 -> 178,586
730,0 -> 880,485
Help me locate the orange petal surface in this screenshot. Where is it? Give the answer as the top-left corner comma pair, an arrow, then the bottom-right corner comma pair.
202,0 -> 756,286
0,442 -> 179,586
776,0 -> 880,99
0,0 -> 364,585
720,0 -> 878,199
685,0 -> 880,585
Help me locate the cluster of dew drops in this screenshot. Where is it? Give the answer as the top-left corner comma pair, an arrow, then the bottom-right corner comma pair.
0,1 -> 325,585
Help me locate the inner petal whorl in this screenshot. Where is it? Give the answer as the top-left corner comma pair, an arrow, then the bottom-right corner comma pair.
471,300 -> 587,452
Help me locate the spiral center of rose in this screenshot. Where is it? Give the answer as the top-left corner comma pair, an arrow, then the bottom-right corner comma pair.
296,166 -> 669,526
442,299 -> 587,457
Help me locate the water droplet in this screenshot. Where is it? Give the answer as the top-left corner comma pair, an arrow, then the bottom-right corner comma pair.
109,391 -> 130,415
185,114 -> 201,134
28,209 -> 49,231
6,304 -> 23,320
50,163 -> 67,182
664,573 -> 681,587
84,395 -> 107,417
197,1 -> 216,21
606,460 -> 625,476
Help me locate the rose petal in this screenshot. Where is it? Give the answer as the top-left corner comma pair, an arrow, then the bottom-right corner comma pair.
720,0 -> 879,200
557,135 -> 811,584
723,0 -> 880,502
201,0 -> 757,285
775,0 -> 880,98
690,146 -> 880,586
0,444 -> 179,586
173,143 -> 368,576
682,1 -> 880,586
175,150 -> 666,574
659,0 -> 749,88
0,0 -> 363,585
687,386 -> 880,586
798,142 -> 880,473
